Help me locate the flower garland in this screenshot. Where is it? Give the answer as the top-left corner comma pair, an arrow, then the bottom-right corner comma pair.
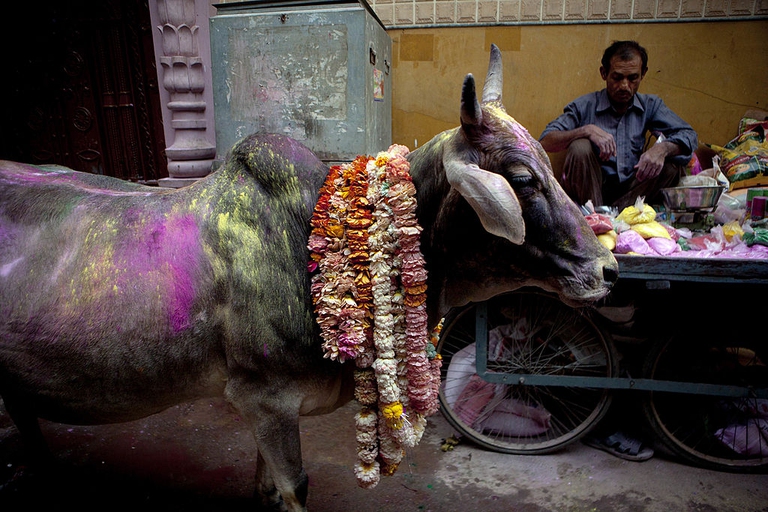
309,144 -> 442,488
308,157 -> 373,364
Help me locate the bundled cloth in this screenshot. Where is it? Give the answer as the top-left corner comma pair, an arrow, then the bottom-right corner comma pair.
715,399 -> 768,457
444,325 -> 552,437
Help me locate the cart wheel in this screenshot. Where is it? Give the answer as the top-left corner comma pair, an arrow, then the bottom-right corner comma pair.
437,291 -> 617,454
643,331 -> 768,472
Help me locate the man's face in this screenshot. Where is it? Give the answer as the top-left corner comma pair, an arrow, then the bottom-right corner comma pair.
600,54 -> 645,112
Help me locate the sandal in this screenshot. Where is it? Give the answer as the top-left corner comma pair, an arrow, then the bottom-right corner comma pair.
583,431 -> 654,461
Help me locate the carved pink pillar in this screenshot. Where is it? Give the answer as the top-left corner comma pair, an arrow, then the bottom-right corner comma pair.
151,0 -> 216,187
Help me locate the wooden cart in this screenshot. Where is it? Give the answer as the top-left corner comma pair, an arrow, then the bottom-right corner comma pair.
437,254 -> 768,472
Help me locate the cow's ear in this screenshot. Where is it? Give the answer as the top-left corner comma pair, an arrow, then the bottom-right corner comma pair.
444,157 -> 525,245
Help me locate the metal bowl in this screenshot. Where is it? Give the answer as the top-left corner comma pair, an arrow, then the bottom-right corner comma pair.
661,185 -> 725,211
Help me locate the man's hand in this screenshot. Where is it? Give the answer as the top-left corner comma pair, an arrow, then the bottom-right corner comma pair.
585,125 -> 616,161
634,141 -> 681,181
540,124 -> 615,160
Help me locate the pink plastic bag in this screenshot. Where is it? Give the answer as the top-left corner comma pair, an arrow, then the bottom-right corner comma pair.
586,213 -> 613,235
647,237 -> 680,255
615,230 -> 656,255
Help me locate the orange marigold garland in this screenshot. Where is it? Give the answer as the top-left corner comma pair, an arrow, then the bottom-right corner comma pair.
309,156 -> 373,363
308,144 -> 442,488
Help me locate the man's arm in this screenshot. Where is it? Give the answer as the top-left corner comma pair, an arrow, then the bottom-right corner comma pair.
540,124 -> 617,161
634,140 -> 683,181
637,97 -> 699,181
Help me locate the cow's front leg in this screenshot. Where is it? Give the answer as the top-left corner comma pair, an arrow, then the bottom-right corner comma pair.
226,380 -> 308,512
254,449 -> 284,510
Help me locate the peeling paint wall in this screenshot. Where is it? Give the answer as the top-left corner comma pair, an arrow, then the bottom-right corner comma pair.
228,25 -> 349,130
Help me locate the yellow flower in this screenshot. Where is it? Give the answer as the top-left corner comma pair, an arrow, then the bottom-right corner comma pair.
326,223 -> 344,238
381,401 -> 404,429
380,461 -> 400,476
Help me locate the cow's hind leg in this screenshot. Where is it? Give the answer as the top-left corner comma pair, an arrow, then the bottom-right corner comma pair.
1,393 -> 52,465
0,392 -> 56,498
226,383 -> 308,512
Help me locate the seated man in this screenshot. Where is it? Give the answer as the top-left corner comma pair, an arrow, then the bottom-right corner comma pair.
539,40 -> 698,210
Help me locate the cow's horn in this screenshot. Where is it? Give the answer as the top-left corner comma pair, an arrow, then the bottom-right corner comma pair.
481,43 -> 503,104
460,74 -> 483,131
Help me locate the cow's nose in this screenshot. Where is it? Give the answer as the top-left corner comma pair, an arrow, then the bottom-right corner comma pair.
603,264 -> 619,287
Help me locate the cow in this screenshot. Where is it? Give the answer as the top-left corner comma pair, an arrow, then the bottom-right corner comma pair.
0,45 -> 618,511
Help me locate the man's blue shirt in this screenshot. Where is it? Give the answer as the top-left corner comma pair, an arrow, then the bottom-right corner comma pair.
540,90 -> 698,182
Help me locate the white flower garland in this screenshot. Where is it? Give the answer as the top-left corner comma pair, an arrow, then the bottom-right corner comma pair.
308,145 -> 442,488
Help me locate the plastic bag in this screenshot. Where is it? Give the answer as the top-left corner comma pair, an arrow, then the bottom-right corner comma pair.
709,121 -> 768,191
631,220 -> 672,240
453,374 -> 495,427
597,230 -> 617,251
722,221 -> 745,242
663,223 -> 680,241
715,419 -> 768,457
697,157 -> 731,189
616,197 -> 657,225
713,192 -> 746,225
586,213 -> 613,235
615,229 -> 655,255
679,174 -> 719,187
446,338 -> 551,436
479,398 -> 551,436
744,228 -> 768,247
647,237 -> 679,255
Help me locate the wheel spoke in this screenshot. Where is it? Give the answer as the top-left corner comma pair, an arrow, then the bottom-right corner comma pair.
438,291 -> 616,455
644,335 -> 768,472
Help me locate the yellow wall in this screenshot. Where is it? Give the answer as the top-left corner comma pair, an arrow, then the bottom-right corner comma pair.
388,21 -> 768,169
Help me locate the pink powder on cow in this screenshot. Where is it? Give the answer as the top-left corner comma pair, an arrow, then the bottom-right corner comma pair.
114,212 -> 201,333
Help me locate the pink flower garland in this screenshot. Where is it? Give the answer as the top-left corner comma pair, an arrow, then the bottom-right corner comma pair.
308,145 -> 442,488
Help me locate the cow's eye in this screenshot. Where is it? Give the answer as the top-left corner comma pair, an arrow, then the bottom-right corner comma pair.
509,171 -> 534,188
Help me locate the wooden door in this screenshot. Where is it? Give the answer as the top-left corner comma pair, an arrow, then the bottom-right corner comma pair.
0,0 -> 167,183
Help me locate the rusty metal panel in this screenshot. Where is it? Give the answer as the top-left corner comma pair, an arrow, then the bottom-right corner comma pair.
210,1 -> 392,163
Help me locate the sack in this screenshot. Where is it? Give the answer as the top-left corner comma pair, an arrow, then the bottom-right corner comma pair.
615,229 -> 655,255
631,220 -> 671,240
714,391 -> 768,457
597,231 -> 617,251
709,121 -> 768,191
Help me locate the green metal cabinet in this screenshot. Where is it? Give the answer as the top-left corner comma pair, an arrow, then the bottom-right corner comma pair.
210,0 -> 392,163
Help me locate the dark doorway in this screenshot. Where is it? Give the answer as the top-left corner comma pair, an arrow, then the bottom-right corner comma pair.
0,0 -> 167,183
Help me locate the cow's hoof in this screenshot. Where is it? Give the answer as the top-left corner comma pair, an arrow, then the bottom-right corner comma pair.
0,465 -> 39,500
254,487 -> 286,511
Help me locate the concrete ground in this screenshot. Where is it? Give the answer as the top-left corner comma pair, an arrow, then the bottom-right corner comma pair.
1,397 -> 766,512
